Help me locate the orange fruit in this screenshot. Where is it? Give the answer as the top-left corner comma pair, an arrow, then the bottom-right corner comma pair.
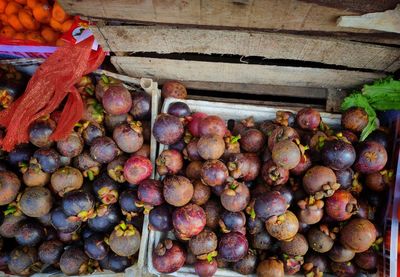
52,1 -> 69,23
0,26 -> 16,38
18,8 -> 40,30
26,31 -> 45,43
0,14 -> 9,25
60,18 -> 72,33
5,1 -> 22,15
14,32 -> 26,40
55,37 -> 66,46
32,3 -> 51,24
15,0 -> 27,4
49,17 -> 62,32
41,26 -> 59,43
0,0 -> 7,14
8,14 -> 25,32
27,0 -> 47,9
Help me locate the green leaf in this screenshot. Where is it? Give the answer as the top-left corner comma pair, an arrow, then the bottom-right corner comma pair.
362,76 -> 400,111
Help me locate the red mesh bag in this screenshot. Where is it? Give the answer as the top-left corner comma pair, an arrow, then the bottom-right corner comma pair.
0,36 -> 105,151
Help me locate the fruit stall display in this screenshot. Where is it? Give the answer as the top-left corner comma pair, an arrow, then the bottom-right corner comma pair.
0,53 -> 399,276
0,58 -> 160,276
146,80 -> 399,276
0,0 -> 72,45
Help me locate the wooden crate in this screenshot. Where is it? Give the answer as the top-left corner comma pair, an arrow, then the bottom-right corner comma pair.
58,0 -> 400,112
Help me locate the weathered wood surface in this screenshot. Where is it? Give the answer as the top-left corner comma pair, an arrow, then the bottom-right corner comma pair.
338,4 -> 400,34
59,0 -> 380,33
111,56 -> 386,90
93,26 -> 400,72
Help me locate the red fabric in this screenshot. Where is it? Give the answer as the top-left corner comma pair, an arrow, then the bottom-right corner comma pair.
0,37 -> 105,151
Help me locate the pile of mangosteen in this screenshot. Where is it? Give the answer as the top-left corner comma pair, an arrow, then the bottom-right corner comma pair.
0,73 -> 153,275
151,85 -> 391,277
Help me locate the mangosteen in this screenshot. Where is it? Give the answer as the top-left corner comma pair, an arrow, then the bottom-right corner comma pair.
38,239 -> 63,265
233,250 -> 257,274
113,122 -> 144,153
252,231 -> 272,250
88,204 -> 121,233
90,136 -> 120,164
340,218 -> 376,253
19,187 -> 53,218
119,189 -> 143,221
227,153 -> 261,181
109,222 -> 141,257
280,233 -> 309,256
50,166 -> 83,196
93,173 -> 119,205
153,113 -> 184,145
220,181 -> 250,212
256,258 -> 284,277
197,134 -> 225,160
341,107 -> 368,133
302,165 -> 340,199
33,148 -> 60,173
218,231 -> 248,262
189,229 -> 218,258
201,159 -> 229,187
51,207 -> 81,233
56,132 -> 84,158
80,121 -> 105,146
130,91 -> 151,120
272,139 -> 301,170
152,239 -> 186,274
28,117 -> 56,148
198,115 -> 227,138
15,220 -> 45,246
265,210 -> 299,241
84,233 -> 109,260
296,108 -> 321,131
0,170 -> 20,205
156,149 -> 183,176
8,246 -> 38,276
297,197 -> 324,225
219,210 -> 246,234
102,84 -> 132,115
163,175 -> 194,207
253,191 -> 288,221
162,81 -> 187,99
73,151 -> 100,180
61,190 -> 95,222
307,225 -> 335,253
167,101 -> 190,118
191,180 -> 211,206
149,204 -> 173,232
173,203 -> 206,240
202,199 -> 222,230
321,139 -> 356,170
123,155 -> 152,185
59,247 -> 89,275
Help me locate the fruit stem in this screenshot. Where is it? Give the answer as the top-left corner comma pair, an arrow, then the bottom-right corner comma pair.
101,75 -> 109,84
230,135 -> 241,143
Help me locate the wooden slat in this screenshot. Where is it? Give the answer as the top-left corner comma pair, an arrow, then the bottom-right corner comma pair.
176,81 -> 328,99
111,57 -> 385,90
338,5 -> 400,34
59,0 -> 375,34
93,26 -> 400,72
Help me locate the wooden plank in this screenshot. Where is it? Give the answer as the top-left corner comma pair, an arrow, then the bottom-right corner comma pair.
338,5 -> 400,34
111,57 -> 386,90
177,81 -> 328,99
326,88 -> 347,112
59,0 -> 375,33
298,0 -> 399,13
188,95 -> 325,110
92,26 -> 400,72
